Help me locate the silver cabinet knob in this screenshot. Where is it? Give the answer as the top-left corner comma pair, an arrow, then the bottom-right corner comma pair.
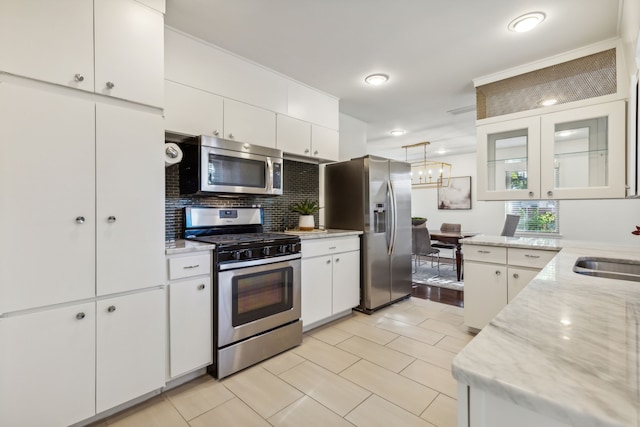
107,216 -> 116,223
106,81 -> 115,89
304,148 -> 310,154
335,258 -> 340,263
243,144 -> 250,150
314,150 -> 318,155
76,312 -> 86,320
166,146 -> 179,158
107,305 -> 116,313
76,216 -> 85,224
547,190 -> 553,196
198,284 -> 205,290
528,191 -> 534,197
326,259 -> 331,264
513,273 -> 520,279
74,73 -> 84,82
228,133 -> 234,139
213,130 -> 219,136
495,270 -> 501,276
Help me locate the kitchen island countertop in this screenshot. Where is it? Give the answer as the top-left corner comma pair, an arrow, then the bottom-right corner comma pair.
453,236 -> 640,427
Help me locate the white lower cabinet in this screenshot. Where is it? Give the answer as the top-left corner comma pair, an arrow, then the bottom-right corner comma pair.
300,236 -> 360,330
0,288 -> 165,426
463,245 -> 558,329
167,251 -> 213,379
0,303 -> 96,427
96,289 -> 166,413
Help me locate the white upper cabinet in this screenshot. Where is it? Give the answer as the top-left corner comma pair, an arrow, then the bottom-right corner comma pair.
477,101 -> 626,200
0,82 -> 96,313
277,114 -> 312,156
0,0 -> 163,108
287,81 -> 339,130
0,0 -> 94,91
164,80 -> 224,138
96,103 -> 165,296
94,0 -> 164,107
165,29 -> 287,113
223,99 -> 276,148
311,125 -> 339,162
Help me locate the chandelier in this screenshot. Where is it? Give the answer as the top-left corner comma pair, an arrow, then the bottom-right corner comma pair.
402,141 -> 452,188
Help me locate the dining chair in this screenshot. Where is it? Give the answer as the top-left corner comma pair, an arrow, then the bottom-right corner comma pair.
412,225 -> 440,272
501,214 -> 520,237
432,223 -> 461,271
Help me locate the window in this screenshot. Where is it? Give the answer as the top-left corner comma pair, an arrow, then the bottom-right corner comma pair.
505,200 -> 560,234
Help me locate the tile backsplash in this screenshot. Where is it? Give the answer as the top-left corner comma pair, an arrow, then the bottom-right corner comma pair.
165,159 -> 319,240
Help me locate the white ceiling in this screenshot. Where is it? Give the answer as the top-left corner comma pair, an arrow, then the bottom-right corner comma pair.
165,0 -> 621,162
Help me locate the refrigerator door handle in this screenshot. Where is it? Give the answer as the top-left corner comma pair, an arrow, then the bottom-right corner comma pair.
387,179 -> 397,255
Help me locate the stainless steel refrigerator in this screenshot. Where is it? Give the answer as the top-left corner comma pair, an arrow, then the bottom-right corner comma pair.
325,155 -> 412,313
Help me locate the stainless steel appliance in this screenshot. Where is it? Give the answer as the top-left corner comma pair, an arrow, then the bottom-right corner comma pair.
184,207 -> 302,379
325,156 -> 412,313
178,136 -> 283,196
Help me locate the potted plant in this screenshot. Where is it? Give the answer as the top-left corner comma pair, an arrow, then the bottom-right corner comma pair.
291,199 -> 320,231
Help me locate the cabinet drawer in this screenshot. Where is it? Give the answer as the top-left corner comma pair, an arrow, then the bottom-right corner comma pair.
464,245 -> 506,264
508,248 -> 557,269
301,236 -> 360,258
168,253 -> 211,280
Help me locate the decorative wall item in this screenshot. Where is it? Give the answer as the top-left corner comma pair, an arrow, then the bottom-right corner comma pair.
438,176 -> 472,210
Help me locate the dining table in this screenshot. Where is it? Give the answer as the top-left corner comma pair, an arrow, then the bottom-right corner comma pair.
429,230 -> 480,281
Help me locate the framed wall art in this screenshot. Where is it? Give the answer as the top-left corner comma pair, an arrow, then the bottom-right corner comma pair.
438,176 -> 472,210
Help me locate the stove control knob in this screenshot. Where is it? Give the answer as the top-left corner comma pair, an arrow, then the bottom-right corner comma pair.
244,249 -> 253,258
262,246 -> 271,256
278,245 -> 287,253
232,251 -> 241,260
289,243 -> 298,253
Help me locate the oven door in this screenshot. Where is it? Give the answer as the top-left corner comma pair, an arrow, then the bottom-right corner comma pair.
199,146 -> 282,195
217,256 -> 300,347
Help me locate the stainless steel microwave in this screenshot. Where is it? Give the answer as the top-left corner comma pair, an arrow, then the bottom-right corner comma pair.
178,136 -> 283,196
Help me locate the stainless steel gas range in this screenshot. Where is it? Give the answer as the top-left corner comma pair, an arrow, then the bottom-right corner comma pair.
184,207 -> 302,379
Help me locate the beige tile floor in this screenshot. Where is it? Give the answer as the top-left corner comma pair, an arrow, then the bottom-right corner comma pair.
93,297 -> 475,427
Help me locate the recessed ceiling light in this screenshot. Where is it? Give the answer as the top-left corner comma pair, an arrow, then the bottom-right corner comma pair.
508,12 -> 546,33
365,74 -> 389,85
437,149 -> 446,155
540,98 -> 558,107
389,129 -> 406,136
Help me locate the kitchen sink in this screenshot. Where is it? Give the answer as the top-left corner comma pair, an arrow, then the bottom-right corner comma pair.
573,257 -> 640,282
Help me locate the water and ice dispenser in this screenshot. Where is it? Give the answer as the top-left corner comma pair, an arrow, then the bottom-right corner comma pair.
373,203 -> 386,233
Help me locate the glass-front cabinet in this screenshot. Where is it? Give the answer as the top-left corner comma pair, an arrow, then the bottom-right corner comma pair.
477,101 -> 626,200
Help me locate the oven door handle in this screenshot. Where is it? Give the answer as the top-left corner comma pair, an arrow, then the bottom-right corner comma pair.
219,253 -> 301,271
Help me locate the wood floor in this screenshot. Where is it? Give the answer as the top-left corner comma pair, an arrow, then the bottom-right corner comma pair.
411,283 -> 464,308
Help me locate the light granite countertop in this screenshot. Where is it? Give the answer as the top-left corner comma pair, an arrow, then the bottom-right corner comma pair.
283,229 -> 363,240
165,239 -> 215,255
453,237 -> 640,427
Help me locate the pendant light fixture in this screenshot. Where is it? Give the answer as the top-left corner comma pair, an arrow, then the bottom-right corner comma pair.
403,141 -> 452,188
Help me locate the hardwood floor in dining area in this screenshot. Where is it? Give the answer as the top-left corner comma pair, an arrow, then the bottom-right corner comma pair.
411,284 -> 464,308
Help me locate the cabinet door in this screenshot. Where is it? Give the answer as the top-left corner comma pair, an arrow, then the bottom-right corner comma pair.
477,117 -> 541,200
311,125 -> 339,161
464,262 -> 507,329
96,289 -> 166,413
276,114 -> 311,156
0,303 -> 95,427
96,103 -> 165,296
94,0 -> 164,107
301,256 -> 333,327
224,98 -> 276,148
332,251 -> 360,314
0,83 -> 95,312
164,80 -> 224,137
0,0 -> 94,91
507,267 -> 540,303
169,277 -> 213,378
539,101 -> 626,199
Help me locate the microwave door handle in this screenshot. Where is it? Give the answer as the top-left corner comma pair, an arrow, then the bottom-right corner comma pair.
266,157 -> 273,192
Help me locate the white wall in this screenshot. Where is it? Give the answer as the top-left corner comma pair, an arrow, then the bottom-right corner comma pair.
411,151 -> 640,244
